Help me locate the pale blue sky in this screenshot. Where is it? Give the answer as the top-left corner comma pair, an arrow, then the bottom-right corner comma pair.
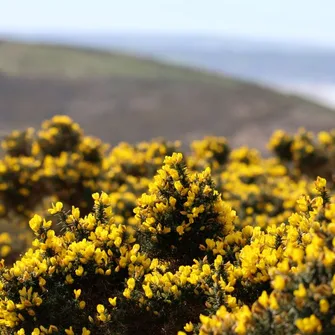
1,0 -> 334,46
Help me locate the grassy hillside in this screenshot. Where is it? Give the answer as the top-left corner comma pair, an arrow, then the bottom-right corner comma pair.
0,40 -> 334,150
0,41 -> 238,84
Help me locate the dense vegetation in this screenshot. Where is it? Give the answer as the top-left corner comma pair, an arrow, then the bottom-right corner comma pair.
0,115 -> 335,334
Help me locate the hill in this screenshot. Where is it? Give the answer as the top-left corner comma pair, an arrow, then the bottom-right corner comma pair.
0,40 -> 334,150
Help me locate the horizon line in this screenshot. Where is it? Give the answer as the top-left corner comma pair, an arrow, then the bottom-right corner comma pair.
1,30 -> 335,52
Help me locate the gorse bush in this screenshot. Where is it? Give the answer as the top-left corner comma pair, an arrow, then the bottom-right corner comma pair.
268,128 -> 335,181
134,153 -> 235,263
0,116 -> 335,334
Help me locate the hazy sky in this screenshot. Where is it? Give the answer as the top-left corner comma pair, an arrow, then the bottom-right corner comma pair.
1,0 -> 334,46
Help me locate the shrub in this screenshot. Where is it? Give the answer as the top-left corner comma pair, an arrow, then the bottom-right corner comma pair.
0,117 -> 334,334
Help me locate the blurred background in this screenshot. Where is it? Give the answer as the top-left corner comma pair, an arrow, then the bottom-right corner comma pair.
0,0 -> 335,150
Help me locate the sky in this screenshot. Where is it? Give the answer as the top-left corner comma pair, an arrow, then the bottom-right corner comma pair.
1,0 -> 335,47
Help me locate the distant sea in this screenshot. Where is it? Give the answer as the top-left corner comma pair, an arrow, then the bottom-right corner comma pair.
3,32 -> 335,108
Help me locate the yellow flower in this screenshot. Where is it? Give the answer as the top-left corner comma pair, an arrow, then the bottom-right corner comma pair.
100,192 -> 110,205
206,239 -> 216,250
296,195 -> 309,212
320,299 -> 329,313
214,255 -> 223,270
48,202 -> 63,214
123,288 -> 131,299
82,328 -> 91,335
226,295 -> 237,308
235,322 -> 247,335
318,131 -> 332,145
72,206 -> 80,220
97,304 -> 105,314
184,322 -> 194,332
295,315 -> 322,333
313,176 -> 327,196
202,264 -> 211,276
65,327 -> 75,335
29,214 -> 43,233
169,196 -> 177,207
42,219 -> 52,229
108,297 -> 117,307
294,283 -> 307,298
143,284 -> 153,298
174,181 -> 183,193
7,300 -> 15,311
272,275 -> 286,291
176,225 -> 185,235
127,277 -> 136,290
92,193 -> 100,201
66,274 -> 74,284
258,291 -> 269,308
114,236 -> 122,247
291,248 -> 304,263
74,289 -> 81,299
75,266 -> 84,276
269,294 -> 279,310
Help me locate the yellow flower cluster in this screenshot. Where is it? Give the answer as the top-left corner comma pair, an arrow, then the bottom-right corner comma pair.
134,152 -> 236,261
184,176 -> 335,335
0,116 -> 110,221
0,117 -> 335,334
268,128 -> 335,182
189,136 -> 230,170
37,115 -> 83,156
0,192 -> 152,333
1,128 -> 35,157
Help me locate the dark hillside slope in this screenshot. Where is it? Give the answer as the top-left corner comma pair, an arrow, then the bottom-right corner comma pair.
0,41 -> 334,149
